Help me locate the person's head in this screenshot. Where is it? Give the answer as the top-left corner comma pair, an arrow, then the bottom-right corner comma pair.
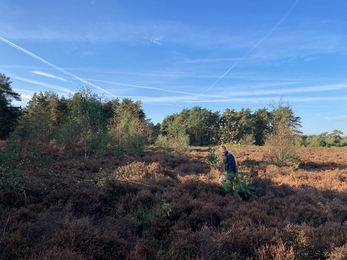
220,146 -> 228,155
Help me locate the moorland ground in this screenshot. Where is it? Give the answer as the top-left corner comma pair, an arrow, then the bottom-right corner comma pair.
1,143 -> 347,259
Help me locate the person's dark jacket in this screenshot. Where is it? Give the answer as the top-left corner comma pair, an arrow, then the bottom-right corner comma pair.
222,152 -> 237,173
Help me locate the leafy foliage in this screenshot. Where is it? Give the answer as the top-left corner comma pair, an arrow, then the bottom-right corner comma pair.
108,98 -> 151,156
303,130 -> 347,147
161,199 -> 172,216
252,108 -> 271,145
218,108 -> 254,144
221,171 -> 257,199
160,107 -> 219,146
0,74 -> 22,139
265,99 -> 302,166
155,130 -> 190,154
205,147 -> 220,167
61,87 -> 108,157
2,73 -> 346,153
0,138 -> 28,196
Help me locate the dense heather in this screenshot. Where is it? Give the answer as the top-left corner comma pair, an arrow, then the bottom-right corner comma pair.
1,143 -> 347,259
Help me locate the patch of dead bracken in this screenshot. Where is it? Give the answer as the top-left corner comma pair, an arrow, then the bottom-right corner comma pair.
0,140 -> 7,150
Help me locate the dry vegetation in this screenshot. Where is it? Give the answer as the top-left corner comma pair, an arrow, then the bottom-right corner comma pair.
1,143 -> 347,259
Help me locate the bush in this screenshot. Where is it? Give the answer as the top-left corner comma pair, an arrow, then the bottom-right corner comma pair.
155,131 -> 190,154
205,147 -> 220,167
266,131 -> 301,167
155,134 -> 170,153
0,140 -> 28,199
109,116 -> 149,156
221,171 -> 256,200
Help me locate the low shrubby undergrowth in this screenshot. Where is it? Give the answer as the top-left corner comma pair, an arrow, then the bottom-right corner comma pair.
1,144 -> 347,259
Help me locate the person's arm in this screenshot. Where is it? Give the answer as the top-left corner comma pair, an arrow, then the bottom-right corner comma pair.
227,153 -> 237,173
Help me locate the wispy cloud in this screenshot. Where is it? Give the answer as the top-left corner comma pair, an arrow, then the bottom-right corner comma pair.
87,76 -> 346,102
219,83 -> 347,97
323,115 -> 347,121
201,0 -> 301,94
251,31 -> 345,61
180,58 -> 241,64
0,36 -> 116,97
144,34 -> 164,45
120,94 -> 347,104
0,20 -> 250,49
30,70 -> 67,81
65,66 -> 345,83
85,78 -> 217,97
1,1 -> 346,61
10,75 -> 73,94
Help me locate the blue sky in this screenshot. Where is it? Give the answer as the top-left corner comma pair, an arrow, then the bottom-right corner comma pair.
1,0 -> 346,135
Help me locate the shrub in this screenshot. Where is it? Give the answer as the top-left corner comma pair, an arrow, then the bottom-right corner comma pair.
155,134 -> 170,153
265,99 -> 302,167
155,131 -> 190,154
108,109 -> 150,157
0,140 -> 28,200
205,147 -> 220,167
221,171 -> 257,200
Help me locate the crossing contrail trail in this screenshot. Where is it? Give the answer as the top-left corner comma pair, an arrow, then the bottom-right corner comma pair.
85,78 -> 223,97
0,36 -> 117,97
201,0 -> 300,94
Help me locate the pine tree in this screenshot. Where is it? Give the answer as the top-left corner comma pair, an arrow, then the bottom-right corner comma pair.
0,74 -> 22,139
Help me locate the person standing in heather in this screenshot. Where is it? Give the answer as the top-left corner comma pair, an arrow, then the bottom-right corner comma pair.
219,146 -> 237,183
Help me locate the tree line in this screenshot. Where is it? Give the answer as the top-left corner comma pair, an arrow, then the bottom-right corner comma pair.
1,73 -> 346,156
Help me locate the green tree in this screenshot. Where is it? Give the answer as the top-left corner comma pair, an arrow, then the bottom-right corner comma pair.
186,106 -> 219,146
305,133 -> 327,147
304,130 -> 345,147
160,111 -> 189,141
267,99 -> 302,136
218,108 -> 239,144
58,87 -> 107,157
326,130 -> 344,147
108,98 -> 151,155
16,91 -> 67,144
252,108 -> 271,145
265,99 -> 302,166
218,108 -> 253,144
157,112 -> 190,153
0,74 -> 22,139
237,108 -> 254,144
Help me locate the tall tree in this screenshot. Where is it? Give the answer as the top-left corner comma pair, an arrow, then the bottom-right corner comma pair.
160,110 -> 189,140
0,74 -> 22,139
18,91 -> 66,143
186,106 -> 220,146
59,87 -> 108,157
236,108 -> 253,143
268,99 -> 302,136
157,112 -> 190,153
266,99 -> 302,165
108,98 -> 151,155
252,108 -> 271,145
218,108 -> 238,144
326,130 -> 344,147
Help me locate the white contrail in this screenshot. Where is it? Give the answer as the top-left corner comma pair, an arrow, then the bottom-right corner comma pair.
0,36 -> 116,97
11,75 -> 73,94
30,71 -> 67,82
160,92 -> 183,108
86,78 -> 222,97
201,0 -> 300,94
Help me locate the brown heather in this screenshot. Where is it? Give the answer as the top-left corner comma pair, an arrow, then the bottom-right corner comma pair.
1,144 -> 347,259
